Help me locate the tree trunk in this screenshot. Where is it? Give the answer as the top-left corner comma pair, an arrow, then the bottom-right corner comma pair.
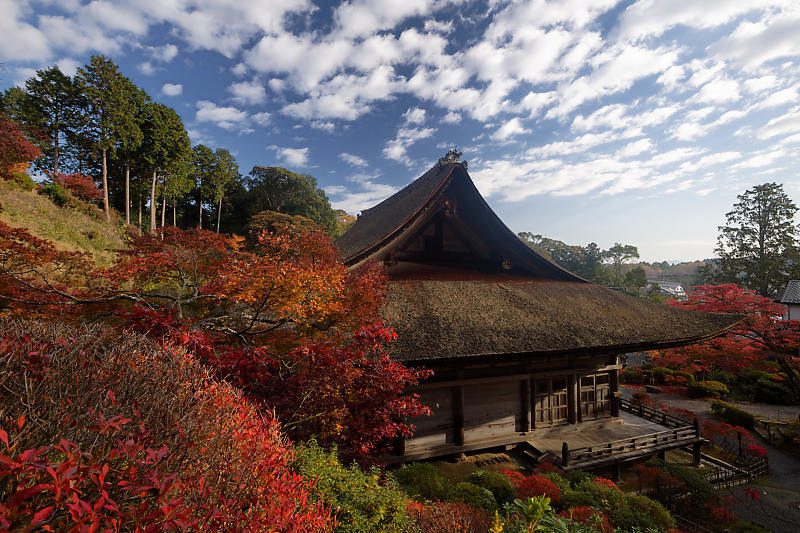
53,125 -> 59,174
138,194 -> 142,227
198,191 -> 203,229
173,203 -> 176,227
149,169 -> 157,234
102,148 -> 110,223
124,154 -> 131,225
216,195 -> 223,233
161,194 -> 166,228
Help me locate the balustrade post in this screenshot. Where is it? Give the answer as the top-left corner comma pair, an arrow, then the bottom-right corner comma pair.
562,442 -> 570,468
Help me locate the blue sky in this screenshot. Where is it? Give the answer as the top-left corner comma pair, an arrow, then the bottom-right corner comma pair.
2,0 -> 800,262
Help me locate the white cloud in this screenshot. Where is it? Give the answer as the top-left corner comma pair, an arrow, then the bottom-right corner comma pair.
383,126 -> 435,165
756,109 -> 800,140
442,111 -> 461,124
272,146 -> 310,168
710,7 -> 800,70
491,118 -> 531,141
195,100 -> 249,131
252,112 -> 271,126
403,107 -> 426,124
152,43 -> 178,62
340,152 -> 368,167
330,178 -> 399,214
55,57 -> 80,77
228,80 -> 266,105
161,83 -> 183,96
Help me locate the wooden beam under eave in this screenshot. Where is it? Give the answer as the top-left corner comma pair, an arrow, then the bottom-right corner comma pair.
453,385 -> 465,446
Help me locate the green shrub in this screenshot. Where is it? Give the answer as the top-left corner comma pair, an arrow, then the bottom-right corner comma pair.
622,493 -> 674,531
464,470 -> 516,506
294,441 -> 411,533
729,520 -> 771,533
450,481 -> 497,512
393,463 -> 453,501
9,171 -> 37,190
645,459 -> 714,499
564,479 -> 673,532
565,469 -> 593,487
753,374 -> 796,404
711,400 -> 757,428
40,181 -> 71,207
688,380 -> 729,398
540,472 -> 571,494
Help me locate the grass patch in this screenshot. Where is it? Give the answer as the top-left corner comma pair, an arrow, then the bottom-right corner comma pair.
0,178 -> 125,266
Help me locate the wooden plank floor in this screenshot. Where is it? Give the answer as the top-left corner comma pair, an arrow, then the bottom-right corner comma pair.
528,412 -> 674,458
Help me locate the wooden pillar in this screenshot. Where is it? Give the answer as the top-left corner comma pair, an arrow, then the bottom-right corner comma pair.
657,450 -> 666,461
612,461 -> 622,481
692,442 -> 702,467
567,373 -> 577,424
520,379 -> 531,433
453,385 -> 465,446
610,369 -> 620,417
561,442 -> 570,468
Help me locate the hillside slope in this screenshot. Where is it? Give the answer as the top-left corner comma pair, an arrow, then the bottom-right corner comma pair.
0,178 -> 125,266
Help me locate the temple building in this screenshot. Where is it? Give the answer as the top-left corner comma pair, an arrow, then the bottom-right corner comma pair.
335,154 -> 741,471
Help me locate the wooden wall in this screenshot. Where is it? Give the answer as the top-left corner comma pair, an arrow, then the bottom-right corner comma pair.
398,356 -> 621,462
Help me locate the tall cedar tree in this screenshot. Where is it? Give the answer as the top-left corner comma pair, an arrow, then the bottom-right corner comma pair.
117,83 -> 147,225
19,66 -> 84,175
211,148 -> 239,232
76,55 -> 137,222
192,144 -> 216,229
710,183 -> 799,297
141,103 -> 191,232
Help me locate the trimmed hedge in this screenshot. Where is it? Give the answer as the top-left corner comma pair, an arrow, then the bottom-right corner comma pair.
711,400 -> 757,429
464,470 -> 516,506
450,482 -> 497,512
688,380 -> 729,398
392,463 -> 453,501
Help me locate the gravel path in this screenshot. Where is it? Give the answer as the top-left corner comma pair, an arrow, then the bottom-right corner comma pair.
621,387 -> 800,532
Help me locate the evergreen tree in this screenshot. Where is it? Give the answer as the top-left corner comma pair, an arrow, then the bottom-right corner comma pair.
76,55 -> 136,222
713,182 -> 799,297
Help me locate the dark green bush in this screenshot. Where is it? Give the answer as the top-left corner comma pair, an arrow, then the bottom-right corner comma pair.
293,441 -> 412,533
565,469 -> 593,487
392,463 -> 453,501
464,470 -> 516,505
711,400 -> 757,429
9,171 -> 37,190
645,459 -> 714,499
40,181 -> 71,207
688,380 -> 729,398
622,493 -> 674,531
729,520 -> 771,533
450,481 -> 496,512
563,479 -> 673,532
753,375 -> 796,404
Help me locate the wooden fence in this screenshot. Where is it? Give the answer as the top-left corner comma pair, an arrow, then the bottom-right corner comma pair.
563,425 -> 699,468
619,397 -> 689,429
703,455 -> 769,490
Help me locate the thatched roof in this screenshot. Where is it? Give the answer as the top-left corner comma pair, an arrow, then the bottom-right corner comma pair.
335,159 -> 743,363
382,279 -> 740,362
336,163 -> 455,263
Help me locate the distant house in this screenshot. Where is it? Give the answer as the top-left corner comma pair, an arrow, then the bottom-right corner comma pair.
777,280 -> 800,320
646,280 -> 686,300
335,154 -> 740,471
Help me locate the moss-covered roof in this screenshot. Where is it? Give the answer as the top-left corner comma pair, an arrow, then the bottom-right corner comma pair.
382,279 -> 741,362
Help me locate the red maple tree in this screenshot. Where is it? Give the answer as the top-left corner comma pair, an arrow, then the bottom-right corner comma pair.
48,171 -> 103,201
653,284 -> 800,393
0,114 -> 41,181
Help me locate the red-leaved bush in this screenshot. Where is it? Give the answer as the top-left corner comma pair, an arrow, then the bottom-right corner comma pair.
559,506 -> 613,533
0,318 -> 332,532
501,470 -> 561,504
405,501 -> 490,533
48,171 -> 103,201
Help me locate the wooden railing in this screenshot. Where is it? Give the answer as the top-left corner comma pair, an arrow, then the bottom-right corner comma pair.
618,397 -> 688,428
562,425 -> 699,468
704,455 -> 768,489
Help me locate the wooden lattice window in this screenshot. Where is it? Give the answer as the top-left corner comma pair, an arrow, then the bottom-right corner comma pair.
533,377 -> 568,427
580,373 -> 611,420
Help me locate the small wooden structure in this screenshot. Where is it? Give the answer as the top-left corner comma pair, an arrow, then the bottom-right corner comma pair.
335,157 -> 741,467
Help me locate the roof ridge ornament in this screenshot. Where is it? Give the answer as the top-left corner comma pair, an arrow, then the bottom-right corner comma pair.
438,148 -> 467,168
